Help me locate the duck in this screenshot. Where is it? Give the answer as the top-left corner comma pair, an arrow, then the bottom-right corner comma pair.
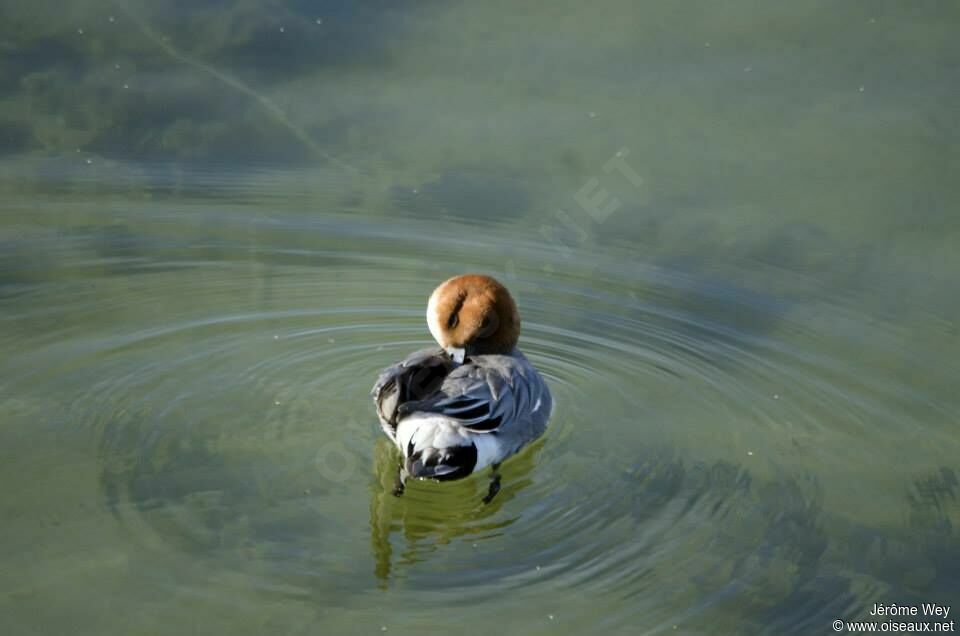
371,274 -> 552,501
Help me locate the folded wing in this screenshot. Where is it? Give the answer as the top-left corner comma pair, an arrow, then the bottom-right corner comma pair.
371,347 -> 453,437
397,355 -> 535,434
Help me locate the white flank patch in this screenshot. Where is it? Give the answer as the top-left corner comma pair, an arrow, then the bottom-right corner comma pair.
396,414 -> 502,474
397,416 -> 469,454
395,417 -> 419,453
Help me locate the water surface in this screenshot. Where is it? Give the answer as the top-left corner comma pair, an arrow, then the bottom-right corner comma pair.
1,1 -> 958,634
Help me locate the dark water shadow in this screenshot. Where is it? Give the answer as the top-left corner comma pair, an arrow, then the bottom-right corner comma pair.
1,0 -> 440,164
605,450 -> 960,631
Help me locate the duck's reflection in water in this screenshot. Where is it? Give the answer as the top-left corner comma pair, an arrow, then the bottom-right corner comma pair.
368,436 -> 543,584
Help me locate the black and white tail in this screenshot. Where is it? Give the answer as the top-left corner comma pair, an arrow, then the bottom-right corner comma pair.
397,416 -> 482,481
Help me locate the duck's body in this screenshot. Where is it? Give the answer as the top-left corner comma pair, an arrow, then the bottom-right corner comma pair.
373,346 -> 552,480
371,274 -> 552,486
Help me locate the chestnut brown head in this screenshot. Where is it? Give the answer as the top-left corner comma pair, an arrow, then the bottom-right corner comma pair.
426,274 -> 520,361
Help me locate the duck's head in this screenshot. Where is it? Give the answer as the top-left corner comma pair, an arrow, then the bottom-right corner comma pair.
426,274 -> 520,362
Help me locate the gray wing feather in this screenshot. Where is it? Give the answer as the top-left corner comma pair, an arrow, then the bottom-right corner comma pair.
372,347 -> 452,435
404,353 -> 548,435
374,348 -> 551,443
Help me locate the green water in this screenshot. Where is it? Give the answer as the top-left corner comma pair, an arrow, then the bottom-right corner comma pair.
1,1 -> 958,634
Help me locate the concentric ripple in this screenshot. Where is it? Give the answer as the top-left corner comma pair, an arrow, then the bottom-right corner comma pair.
2,206 -> 957,632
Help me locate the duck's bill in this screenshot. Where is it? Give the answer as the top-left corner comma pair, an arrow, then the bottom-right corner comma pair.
445,347 -> 466,363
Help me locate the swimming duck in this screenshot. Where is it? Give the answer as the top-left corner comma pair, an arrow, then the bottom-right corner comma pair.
372,274 -> 552,501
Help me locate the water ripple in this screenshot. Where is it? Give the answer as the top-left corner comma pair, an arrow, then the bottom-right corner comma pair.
2,210 -> 956,630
